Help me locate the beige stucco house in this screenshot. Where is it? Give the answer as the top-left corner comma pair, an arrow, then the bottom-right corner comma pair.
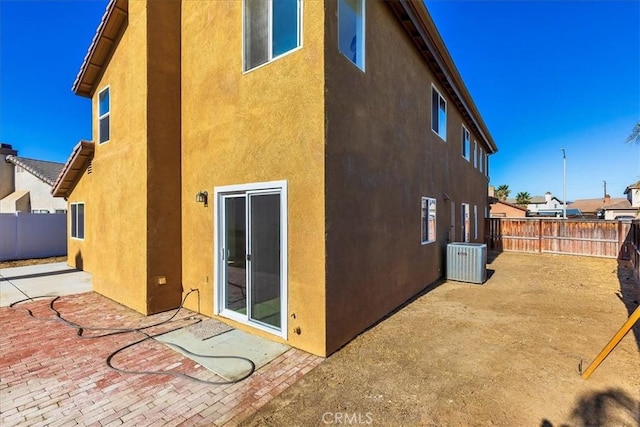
1,143 -> 67,214
624,181 -> 640,209
53,0 -> 498,356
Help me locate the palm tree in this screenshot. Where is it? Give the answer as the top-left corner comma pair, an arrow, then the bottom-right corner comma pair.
495,184 -> 510,201
516,191 -> 532,207
626,122 -> 640,144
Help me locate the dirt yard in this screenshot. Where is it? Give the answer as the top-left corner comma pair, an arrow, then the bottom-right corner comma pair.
241,252 -> 640,426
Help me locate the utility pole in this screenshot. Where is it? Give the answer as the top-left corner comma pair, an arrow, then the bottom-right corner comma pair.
603,180 -> 607,198
561,148 -> 567,219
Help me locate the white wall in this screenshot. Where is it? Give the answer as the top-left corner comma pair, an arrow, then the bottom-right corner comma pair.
14,170 -> 66,212
0,212 -> 67,261
631,189 -> 640,208
604,209 -> 637,220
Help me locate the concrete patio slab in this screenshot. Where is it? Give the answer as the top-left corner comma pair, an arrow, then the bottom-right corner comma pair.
157,328 -> 290,381
0,262 -> 92,307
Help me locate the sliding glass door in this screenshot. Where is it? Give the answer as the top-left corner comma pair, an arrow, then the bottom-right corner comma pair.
217,182 -> 286,335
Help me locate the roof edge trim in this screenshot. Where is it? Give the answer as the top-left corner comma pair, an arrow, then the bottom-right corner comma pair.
51,141 -> 95,198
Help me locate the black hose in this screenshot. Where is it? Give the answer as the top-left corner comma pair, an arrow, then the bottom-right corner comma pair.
9,290 -> 255,385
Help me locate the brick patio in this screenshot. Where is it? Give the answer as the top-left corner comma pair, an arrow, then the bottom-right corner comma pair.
0,292 -> 322,426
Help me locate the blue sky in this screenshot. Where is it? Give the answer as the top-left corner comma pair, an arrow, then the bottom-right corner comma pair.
426,0 -> 640,200
1,0 -> 638,200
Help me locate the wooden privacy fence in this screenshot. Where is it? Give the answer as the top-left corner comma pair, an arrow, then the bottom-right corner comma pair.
485,218 -> 634,259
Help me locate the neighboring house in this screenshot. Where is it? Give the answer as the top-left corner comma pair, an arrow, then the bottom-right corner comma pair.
0,143 -> 67,213
624,181 -> 640,208
489,198 -> 527,218
568,196 -> 627,218
524,192 -> 564,214
603,200 -> 636,220
52,0 -> 497,357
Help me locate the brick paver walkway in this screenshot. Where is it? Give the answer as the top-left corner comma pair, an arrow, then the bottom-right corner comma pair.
0,292 -> 322,426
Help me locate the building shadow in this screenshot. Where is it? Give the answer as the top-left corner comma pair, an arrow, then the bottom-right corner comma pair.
487,251 -> 501,265
541,388 -> 639,427
0,268 -> 81,282
75,250 -> 84,271
485,218 -> 503,264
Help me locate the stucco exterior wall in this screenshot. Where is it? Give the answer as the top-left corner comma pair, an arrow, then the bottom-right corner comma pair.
629,189 -> 640,207
0,146 -> 17,199
14,171 -> 66,212
67,0 -> 149,314
144,0 -> 183,315
180,0 -> 326,356
604,209 -> 637,220
324,0 -> 490,354
490,202 -> 527,218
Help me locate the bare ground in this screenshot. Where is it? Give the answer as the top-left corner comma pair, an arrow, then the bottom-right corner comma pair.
241,252 -> 640,427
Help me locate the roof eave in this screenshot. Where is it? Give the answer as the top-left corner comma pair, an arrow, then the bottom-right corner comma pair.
51,141 -> 95,198
72,0 -> 128,98
387,0 -> 497,154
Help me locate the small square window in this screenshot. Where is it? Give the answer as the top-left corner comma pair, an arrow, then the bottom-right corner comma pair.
431,85 -> 447,140
338,0 -> 365,71
98,87 -> 110,144
421,197 -> 437,244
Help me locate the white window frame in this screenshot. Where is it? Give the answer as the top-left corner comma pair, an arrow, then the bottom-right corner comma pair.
474,205 -> 478,240
242,0 -> 303,73
472,141 -> 477,168
421,197 -> 437,245
485,153 -> 489,177
213,180 -> 289,339
450,202 -> 455,242
98,86 -> 110,144
461,126 -> 470,161
70,202 -> 85,240
431,84 -> 447,141
479,146 -> 484,173
461,202 -> 470,243
338,0 -> 365,71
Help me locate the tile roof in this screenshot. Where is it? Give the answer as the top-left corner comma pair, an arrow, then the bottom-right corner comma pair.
73,0 -> 128,98
491,199 -> 527,211
51,141 -> 95,198
568,198 -> 627,213
5,155 -> 64,186
624,181 -> 640,194
603,200 -> 633,210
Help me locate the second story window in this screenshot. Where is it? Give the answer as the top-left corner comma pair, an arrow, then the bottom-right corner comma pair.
431,85 -> 446,141
461,126 -> 470,161
473,141 -> 478,168
485,153 -> 489,176
338,0 -> 365,71
98,87 -> 110,144
244,0 -> 301,72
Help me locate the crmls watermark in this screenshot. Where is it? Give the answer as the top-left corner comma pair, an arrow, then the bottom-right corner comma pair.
322,412 -> 374,425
